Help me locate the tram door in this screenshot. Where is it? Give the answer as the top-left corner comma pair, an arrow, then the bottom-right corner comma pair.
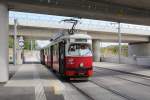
59,42 -> 65,74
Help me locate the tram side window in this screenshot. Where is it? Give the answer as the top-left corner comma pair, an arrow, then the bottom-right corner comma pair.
53,45 -> 56,56
53,44 -> 59,59
56,44 -> 59,59
48,47 -> 50,55
49,47 -> 51,56
68,44 -> 92,56
46,49 -> 48,55
44,49 -> 46,55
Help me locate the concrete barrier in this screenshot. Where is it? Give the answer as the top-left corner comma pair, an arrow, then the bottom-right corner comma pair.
136,57 -> 150,66
102,56 -> 150,66
24,50 -> 40,64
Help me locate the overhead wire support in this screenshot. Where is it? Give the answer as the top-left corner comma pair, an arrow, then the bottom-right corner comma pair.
110,21 -> 122,64
61,18 -> 80,35
50,18 -> 81,42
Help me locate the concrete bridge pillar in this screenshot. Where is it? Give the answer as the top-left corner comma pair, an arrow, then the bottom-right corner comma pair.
92,40 -> 101,62
128,42 -> 150,66
0,3 -> 9,82
128,42 -> 150,57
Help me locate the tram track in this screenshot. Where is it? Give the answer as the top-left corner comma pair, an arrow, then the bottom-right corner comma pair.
70,80 -> 133,100
63,66 -> 150,100
88,80 -> 136,100
94,67 -> 150,88
115,76 -> 150,87
62,68 -> 144,100
70,82 -> 95,100
62,71 -> 150,100
52,66 -> 150,100
95,66 -> 150,78
87,67 -> 150,100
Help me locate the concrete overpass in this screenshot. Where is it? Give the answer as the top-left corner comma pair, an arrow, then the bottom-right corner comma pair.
6,0 -> 150,26
8,13 -> 150,43
9,26 -> 149,43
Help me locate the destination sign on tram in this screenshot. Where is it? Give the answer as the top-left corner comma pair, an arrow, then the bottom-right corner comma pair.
75,39 -> 87,42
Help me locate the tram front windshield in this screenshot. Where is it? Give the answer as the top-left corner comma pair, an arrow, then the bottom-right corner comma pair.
68,43 -> 92,56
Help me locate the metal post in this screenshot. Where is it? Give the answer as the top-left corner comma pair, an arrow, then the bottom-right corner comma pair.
31,40 -> 33,53
13,19 -> 17,65
100,41 -> 102,62
118,22 -> 122,64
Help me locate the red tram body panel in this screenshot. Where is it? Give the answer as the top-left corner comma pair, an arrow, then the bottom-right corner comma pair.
65,56 -> 93,76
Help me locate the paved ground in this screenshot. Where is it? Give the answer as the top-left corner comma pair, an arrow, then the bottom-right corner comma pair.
94,62 -> 150,77
9,64 -> 20,79
1,62 -> 150,100
1,64 -> 64,100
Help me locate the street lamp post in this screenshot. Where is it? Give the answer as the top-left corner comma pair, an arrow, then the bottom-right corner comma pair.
118,22 -> 122,64
13,19 -> 17,65
111,22 -> 122,64
31,40 -> 33,52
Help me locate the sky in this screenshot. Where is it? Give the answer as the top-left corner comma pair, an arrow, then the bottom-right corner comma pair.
10,11 -> 148,48
36,40 -> 50,48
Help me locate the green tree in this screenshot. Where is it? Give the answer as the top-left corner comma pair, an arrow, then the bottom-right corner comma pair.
24,40 -> 38,50
9,36 -> 14,48
101,45 -> 128,57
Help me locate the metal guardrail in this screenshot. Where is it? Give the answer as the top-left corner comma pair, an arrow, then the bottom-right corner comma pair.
9,11 -> 150,36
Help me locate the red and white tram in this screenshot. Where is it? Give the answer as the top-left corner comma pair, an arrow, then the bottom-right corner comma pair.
40,32 -> 93,79
40,19 -> 93,79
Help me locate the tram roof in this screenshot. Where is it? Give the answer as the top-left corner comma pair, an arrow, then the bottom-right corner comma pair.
42,33 -> 92,49
64,33 -> 92,39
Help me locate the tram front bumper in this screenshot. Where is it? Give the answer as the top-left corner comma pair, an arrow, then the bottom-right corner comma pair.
65,67 -> 93,77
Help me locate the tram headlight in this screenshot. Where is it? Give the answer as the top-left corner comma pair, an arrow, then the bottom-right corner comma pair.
80,63 -> 84,67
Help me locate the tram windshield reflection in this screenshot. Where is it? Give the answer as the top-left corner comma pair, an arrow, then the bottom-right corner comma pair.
68,43 -> 92,56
